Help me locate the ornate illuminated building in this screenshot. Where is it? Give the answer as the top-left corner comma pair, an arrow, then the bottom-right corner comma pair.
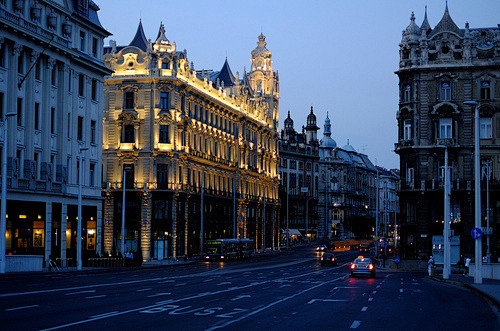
0,0 -> 110,268
103,22 -> 280,260
396,5 -> 500,258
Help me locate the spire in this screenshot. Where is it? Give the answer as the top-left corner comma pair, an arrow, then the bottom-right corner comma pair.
420,5 -> 431,34
129,20 -> 149,51
428,2 -> 463,38
324,112 -> 331,137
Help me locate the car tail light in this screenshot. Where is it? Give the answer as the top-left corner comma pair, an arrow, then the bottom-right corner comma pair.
321,257 -> 323,261
368,264 -> 374,270
205,256 -> 210,259
331,258 -> 335,261
351,264 -> 356,269
221,256 -> 224,259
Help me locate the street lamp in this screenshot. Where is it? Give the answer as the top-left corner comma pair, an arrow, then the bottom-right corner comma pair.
77,147 -> 89,271
465,100 -> 482,284
482,160 -> 492,263
0,112 -> 17,274
121,165 -> 132,263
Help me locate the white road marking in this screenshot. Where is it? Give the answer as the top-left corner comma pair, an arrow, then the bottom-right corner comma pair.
350,320 -> 361,329
361,306 -> 368,312
368,297 -> 373,302
136,288 -> 152,292
159,280 -> 175,283
372,291 -> 377,294
90,311 -> 120,319
401,282 -> 404,285
175,283 -> 187,287
216,282 -> 231,286
307,299 -> 347,304
66,290 -> 96,295
147,293 -> 171,298
400,289 -> 404,293
85,295 -> 107,299
5,305 -> 39,311
376,285 -> 380,288
231,295 -> 251,301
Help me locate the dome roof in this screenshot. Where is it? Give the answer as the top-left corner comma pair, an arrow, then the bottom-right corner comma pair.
284,111 -> 294,128
306,106 -> 319,130
251,33 -> 272,59
403,12 -> 420,43
320,135 -> 337,148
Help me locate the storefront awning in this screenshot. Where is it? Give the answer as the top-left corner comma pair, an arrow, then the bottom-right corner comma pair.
282,228 -> 302,236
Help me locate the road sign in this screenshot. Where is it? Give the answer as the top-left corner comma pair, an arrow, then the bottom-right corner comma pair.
394,257 -> 400,263
380,241 -> 388,248
471,228 -> 482,240
374,242 -> 379,246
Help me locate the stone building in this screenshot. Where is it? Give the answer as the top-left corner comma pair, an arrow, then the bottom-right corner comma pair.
376,166 -> 400,245
102,22 -> 280,260
318,114 -> 378,240
395,5 -> 500,259
278,107 -> 320,242
0,0 -> 110,268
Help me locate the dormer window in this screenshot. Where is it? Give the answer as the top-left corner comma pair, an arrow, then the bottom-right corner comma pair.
404,85 -> 411,102
440,82 -> 451,101
481,82 -> 491,100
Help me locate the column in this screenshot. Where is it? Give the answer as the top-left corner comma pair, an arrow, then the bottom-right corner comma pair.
96,202 -> 102,256
171,193 -> 178,259
61,203 -> 67,267
237,200 -> 247,239
44,201 -> 52,267
141,190 -> 152,262
103,192 -> 114,255
184,194 -> 190,256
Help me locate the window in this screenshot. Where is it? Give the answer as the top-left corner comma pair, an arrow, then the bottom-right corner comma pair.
439,118 -> 452,138
34,152 -> 39,179
298,162 -> 304,171
123,124 -> 134,143
80,31 -> 86,51
50,107 -> 55,134
404,85 -> 411,102
0,43 -> 5,67
440,82 -> 451,101
68,69 -> 72,92
67,113 -> 71,138
51,65 -> 57,86
160,92 -> 168,109
481,82 -> 491,100
17,98 -> 22,126
89,163 -> 95,187
159,125 -> 169,143
290,173 -> 297,188
290,160 -> 296,170
124,91 -> 134,109
90,120 -> 96,144
78,74 -> 84,96
91,79 -> 97,100
480,117 -> 492,139
282,159 -> 287,168
161,61 -> 169,69
403,119 -> 411,140
306,163 -> 312,172
157,164 -> 168,189
92,37 -> 98,57
315,164 -> 319,172
77,116 -> 83,140
34,103 -> 40,130
406,167 -> 414,187
18,50 -> 24,74
35,60 -> 41,80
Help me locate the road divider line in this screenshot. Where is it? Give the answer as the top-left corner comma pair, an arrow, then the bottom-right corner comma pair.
136,288 -> 152,292
361,306 -> 368,312
66,290 -> 96,295
350,320 -> 361,329
147,293 -> 171,298
5,305 -> 39,311
85,295 -> 107,299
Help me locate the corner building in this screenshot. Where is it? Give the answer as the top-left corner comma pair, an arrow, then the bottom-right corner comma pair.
103,23 -> 280,260
396,5 -> 500,259
0,0 -> 110,267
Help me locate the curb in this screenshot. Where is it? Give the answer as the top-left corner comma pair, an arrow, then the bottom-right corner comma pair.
427,275 -> 500,311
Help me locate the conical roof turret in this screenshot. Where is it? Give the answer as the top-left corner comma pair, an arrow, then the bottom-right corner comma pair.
420,6 -> 431,35
305,106 -> 319,131
129,20 -> 149,51
428,2 -> 463,38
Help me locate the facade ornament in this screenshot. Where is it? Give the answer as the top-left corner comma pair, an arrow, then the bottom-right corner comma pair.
12,43 -> 23,56
62,16 -> 72,37
31,1 -> 41,22
47,9 -> 57,30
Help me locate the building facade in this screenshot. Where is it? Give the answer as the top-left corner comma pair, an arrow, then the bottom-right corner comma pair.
318,114 -> 378,240
376,167 -> 400,245
103,23 -> 280,260
395,5 -> 500,259
278,108 -> 320,242
0,0 -> 110,267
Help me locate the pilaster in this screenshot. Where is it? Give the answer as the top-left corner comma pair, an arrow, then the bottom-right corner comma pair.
172,193 -> 178,258
44,201 -> 52,266
103,192 -> 114,254
61,203 -> 67,267
141,189 -> 152,261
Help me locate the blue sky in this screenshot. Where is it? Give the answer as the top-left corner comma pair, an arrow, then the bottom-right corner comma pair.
97,0 -> 500,170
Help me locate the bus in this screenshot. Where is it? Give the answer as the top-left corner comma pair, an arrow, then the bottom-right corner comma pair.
204,238 -> 255,261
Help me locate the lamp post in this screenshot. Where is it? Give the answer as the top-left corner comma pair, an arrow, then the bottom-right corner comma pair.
465,100 -> 482,284
77,147 -> 89,271
482,160 -> 492,263
0,112 -> 17,274
121,165 -> 132,263
443,147 -> 451,279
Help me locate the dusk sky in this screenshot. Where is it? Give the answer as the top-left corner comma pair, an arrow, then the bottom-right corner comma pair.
97,1 -> 500,170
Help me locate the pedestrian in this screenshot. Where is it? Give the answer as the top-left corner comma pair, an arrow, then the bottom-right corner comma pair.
464,257 -> 471,277
130,251 -> 134,269
428,255 -> 434,276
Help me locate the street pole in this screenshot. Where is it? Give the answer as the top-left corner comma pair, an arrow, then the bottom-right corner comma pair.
376,166 -> 379,259
77,147 -> 89,271
483,160 -> 491,263
305,197 -> 309,243
466,100 -> 482,284
0,112 -> 17,274
443,147 -> 450,279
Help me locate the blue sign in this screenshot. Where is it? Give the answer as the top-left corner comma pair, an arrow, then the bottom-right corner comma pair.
471,228 -> 482,239
380,241 -> 388,248
394,257 -> 400,263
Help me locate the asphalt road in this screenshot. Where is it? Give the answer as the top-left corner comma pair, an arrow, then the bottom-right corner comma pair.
0,247 -> 497,330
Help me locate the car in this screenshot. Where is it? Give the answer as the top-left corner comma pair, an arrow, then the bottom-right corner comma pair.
316,245 -> 327,251
320,252 -> 338,266
350,256 -> 376,278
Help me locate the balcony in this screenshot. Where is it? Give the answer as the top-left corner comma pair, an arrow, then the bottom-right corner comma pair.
400,178 -> 473,192
394,139 -> 413,151
435,138 -> 457,147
